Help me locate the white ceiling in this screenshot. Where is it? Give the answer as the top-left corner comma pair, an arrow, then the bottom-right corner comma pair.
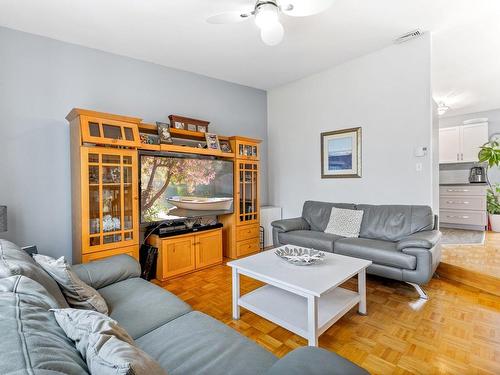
0,0 -> 499,115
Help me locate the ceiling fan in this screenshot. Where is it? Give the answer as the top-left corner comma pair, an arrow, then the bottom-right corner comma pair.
207,0 -> 335,46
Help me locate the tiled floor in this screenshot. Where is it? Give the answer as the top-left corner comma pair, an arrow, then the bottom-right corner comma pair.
164,257 -> 500,374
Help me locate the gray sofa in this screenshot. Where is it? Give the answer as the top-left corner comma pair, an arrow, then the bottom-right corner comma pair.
272,201 -> 442,299
0,239 -> 368,375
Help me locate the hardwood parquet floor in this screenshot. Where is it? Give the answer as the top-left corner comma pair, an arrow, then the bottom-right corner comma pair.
163,260 -> 500,375
441,231 -> 500,278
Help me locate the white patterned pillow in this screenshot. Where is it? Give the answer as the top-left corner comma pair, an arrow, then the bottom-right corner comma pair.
324,207 -> 364,238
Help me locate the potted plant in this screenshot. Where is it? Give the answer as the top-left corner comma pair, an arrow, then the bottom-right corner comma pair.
478,140 -> 500,231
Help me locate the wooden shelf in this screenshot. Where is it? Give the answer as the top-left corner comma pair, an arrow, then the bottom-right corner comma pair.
139,123 -> 230,141
156,144 -> 233,158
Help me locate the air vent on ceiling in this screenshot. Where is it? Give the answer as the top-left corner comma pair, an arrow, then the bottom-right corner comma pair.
394,29 -> 423,44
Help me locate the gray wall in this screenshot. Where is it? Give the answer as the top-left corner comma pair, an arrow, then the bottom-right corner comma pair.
0,27 -> 268,261
439,108 -> 500,184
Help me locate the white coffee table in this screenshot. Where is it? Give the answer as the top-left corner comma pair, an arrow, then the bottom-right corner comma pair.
227,246 -> 372,346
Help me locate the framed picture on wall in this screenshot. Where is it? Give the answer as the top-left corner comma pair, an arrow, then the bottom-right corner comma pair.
321,127 -> 362,178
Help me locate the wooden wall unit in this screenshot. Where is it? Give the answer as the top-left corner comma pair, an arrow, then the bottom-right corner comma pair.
148,228 -> 223,282
68,109 -> 141,263
221,136 -> 262,259
69,108 -> 262,267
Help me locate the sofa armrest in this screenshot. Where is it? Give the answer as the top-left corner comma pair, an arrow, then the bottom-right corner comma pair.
266,347 -> 369,375
271,217 -> 310,233
72,254 -> 141,290
396,230 -> 442,251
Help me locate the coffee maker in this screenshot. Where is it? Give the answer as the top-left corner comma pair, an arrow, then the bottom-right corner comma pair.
469,166 -> 486,183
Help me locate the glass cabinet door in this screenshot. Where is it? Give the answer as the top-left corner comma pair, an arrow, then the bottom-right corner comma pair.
85,149 -> 137,251
81,116 -> 140,148
237,141 -> 259,160
237,161 -> 259,224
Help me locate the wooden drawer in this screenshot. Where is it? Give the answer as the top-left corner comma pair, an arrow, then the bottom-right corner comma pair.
237,237 -> 260,257
82,245 -> 139,263
440,196 -> 486,211
237,224 -> 260,241
439,185 -> 486,196
440,209 -> 487,226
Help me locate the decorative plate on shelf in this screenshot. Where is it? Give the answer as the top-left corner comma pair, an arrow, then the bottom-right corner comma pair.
274,246 -> 325,266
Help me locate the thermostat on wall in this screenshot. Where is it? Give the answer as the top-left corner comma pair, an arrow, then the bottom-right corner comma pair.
414,146 -> 427,157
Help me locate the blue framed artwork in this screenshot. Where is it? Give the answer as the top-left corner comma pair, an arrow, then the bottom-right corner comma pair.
321,127 -> 362,178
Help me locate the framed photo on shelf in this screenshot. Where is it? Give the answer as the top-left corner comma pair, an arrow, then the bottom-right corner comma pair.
187,123 -> 197,132
205,132 -> 221,151
174,121 -> 184,130
156,122 -> 173,144
220,140 -> 232,153
321,127 -> 362,178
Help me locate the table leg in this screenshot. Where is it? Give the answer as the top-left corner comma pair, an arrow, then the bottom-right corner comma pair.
232,268 -> 240,320
358,268 -> 367,315
307,295 -> 318,346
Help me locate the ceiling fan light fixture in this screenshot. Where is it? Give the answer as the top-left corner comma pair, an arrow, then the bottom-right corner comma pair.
255,3 -> 280,30
261,22 -> 284,46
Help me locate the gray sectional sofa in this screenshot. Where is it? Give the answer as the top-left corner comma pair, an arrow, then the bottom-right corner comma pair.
0,239 -> 368,375
272,201 -> 442,299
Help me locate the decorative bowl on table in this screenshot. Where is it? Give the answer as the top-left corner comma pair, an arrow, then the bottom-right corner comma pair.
274,246 -> 325,266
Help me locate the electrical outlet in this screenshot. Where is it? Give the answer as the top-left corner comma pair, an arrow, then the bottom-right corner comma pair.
416,163 -> 422,172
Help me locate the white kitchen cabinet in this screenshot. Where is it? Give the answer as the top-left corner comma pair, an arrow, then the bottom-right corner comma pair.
439,127 -> 461,163
439,123 -> 488,164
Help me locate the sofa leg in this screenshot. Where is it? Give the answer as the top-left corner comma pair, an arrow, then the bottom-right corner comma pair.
406,282 -> 428,300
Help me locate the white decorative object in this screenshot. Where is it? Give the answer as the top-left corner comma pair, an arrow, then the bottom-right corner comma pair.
324,207 -> 364,237
227,247 -> 372,346
102,215 -> 121,232
275,246 -> 325,266
167,196 -> 233,211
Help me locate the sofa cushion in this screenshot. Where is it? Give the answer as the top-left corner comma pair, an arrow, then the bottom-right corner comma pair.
356,205 -> 434,242
334,238 -> 417,270
0,239 -> 68,308
266,347 -> 369,375
278,230 -> 342,252
53,308 -> 166,375
0,275 -> 89,374
97,277 -> 191,339
302,201 -> 356,232
33,254 -> 108,314
135,311 -> 277,375
72,254 -> 141,290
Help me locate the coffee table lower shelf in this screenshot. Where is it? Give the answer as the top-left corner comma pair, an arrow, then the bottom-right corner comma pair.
238,285 -> 360,341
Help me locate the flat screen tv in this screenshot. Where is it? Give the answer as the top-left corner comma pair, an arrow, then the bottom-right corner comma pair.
140,153 -> 234,223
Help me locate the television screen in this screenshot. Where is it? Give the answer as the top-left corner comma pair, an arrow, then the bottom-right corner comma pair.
140,154 -> 233,223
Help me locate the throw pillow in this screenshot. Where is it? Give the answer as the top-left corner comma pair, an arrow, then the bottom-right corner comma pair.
53,308 -> 166,375
33,254 -> 108,314
0,239 -> 69,308
324,207 -> 364,238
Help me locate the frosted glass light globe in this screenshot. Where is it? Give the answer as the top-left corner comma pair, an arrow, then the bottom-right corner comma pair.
261,22 -> 284,46
255,3 -> 279,30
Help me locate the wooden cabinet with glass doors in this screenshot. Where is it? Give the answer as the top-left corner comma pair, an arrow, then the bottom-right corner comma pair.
67,109 -> 141,263
220,137 -> 262,259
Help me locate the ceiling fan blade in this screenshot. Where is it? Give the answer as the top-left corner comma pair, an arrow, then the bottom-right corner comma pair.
279,0 -> 335,17
206,12 -> 250,24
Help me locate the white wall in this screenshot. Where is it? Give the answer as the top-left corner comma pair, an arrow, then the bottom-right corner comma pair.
267,34 -> 433,218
